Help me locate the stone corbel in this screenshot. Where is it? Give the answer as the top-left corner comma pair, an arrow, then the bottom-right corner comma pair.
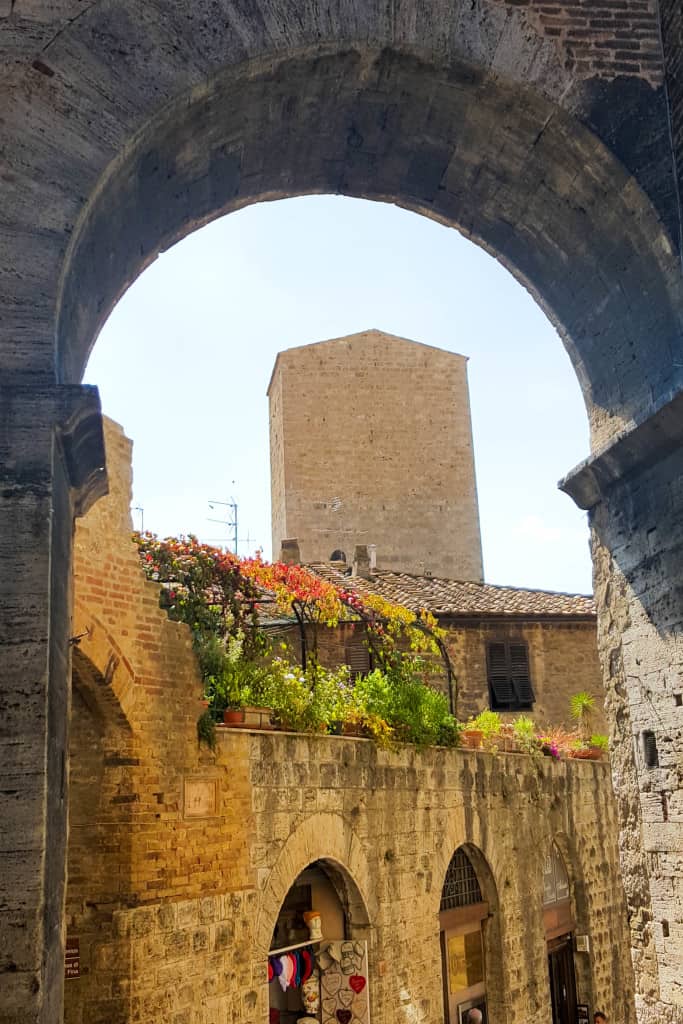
56,385 -> 108,518
559,388 -> 683,510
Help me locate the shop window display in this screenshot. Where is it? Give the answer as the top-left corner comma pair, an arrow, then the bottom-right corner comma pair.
268,863 -> 370,1024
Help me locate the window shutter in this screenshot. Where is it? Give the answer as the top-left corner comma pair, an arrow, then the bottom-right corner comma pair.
509,642 -> 534,706
345,635 -> 370,677
487,641 -> 534,710
490,677 -> 515,706
488,643 -> 507,673
488,643 -> 514,708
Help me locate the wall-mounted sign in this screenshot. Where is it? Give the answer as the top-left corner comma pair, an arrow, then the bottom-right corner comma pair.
183,778 -> 218,818
577,1004 -> 590,1024
65,937 -> 80,980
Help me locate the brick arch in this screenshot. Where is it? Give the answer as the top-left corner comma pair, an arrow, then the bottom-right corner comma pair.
254,812 -> 374,956
71,647 -> 134,736
72,600 -> 138,729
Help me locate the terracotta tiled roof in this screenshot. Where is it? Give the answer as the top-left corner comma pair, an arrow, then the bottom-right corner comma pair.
306,564 -> 596,619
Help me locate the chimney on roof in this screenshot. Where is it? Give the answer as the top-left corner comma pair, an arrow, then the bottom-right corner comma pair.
353,545 -> 371,579
279,539 -> 301,565
368,544 -> 377,571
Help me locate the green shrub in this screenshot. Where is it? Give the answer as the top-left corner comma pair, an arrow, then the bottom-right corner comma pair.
197,710 -> 217,751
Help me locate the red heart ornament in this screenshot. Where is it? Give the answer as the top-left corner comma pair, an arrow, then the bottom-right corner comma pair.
349,975 -> 366,994
336,1011 -> 352,1024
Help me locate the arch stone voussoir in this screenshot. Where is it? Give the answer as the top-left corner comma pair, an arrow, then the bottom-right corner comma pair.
255,812 -> 374,956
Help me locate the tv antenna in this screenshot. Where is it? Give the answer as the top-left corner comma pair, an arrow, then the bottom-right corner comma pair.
207,485 -> 255,554
207,492 -> 238,553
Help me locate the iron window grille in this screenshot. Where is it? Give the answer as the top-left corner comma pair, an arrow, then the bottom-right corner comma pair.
487,641 -> 535,711
440,848 -> 483,911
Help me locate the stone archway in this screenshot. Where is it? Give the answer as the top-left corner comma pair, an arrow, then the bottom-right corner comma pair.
56,46 -> 682,452
1,8 -> 682,1022
255,811 -> 374,958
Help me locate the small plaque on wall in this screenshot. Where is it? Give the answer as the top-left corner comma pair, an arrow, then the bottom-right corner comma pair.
65,937 -> 80,980
183,778 -> 218,818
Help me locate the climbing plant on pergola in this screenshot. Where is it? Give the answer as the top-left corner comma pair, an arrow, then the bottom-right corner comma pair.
134,534 -> 455,713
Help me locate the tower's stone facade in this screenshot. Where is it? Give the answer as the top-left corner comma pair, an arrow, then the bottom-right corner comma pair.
268,329 -> 484,580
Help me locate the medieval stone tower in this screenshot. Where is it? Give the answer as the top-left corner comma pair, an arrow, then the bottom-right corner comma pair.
268,329 -> 483,580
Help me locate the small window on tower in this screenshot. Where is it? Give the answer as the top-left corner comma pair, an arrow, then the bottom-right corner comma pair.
487,641 -> 535,711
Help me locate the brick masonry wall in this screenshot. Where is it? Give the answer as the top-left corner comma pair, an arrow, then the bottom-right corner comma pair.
269,331 -> 484,580
491,0 -> 664,84
65,416 -> 634,1024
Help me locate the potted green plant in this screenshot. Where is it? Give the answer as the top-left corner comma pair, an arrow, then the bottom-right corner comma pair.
498,721 -> 517,752
569,733 -> 608,760
569,691 -> 596,741
512,715 -> 539,755
470,710 -> 502,751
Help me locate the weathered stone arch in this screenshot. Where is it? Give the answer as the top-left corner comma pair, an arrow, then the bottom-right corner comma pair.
433,807 -> 507,916
55,44 -> 683,451
255,811 -> 374,957
436,836 -> 506,1024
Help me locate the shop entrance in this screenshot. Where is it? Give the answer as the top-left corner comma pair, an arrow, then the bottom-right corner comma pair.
543,845 -> 577,1024
268,860 -> 370,1024
548,936 -> 578,1024
439,847 -> 489,1023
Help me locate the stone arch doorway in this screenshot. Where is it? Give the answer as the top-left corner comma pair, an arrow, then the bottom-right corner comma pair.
439,844 -> 503,1024
267,858 -> 372,1024
544,842 -> 577,1024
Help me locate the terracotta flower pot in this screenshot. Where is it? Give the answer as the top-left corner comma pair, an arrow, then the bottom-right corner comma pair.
461,729 -> 484,750
223,707 -> 245,726
569,747 -> 603,760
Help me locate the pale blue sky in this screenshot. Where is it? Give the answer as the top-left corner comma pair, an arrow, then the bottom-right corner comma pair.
85,195 -> 592,594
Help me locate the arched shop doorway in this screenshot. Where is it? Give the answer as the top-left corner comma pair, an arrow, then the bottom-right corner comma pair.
439,846 -> 497,1023
544,844 -> 577,1024
268,860 -> 371,1024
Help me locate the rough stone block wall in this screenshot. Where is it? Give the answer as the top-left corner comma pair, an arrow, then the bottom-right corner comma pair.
591,446 -> 683,1023
660,0 -> 683,252
65,718 -> 636,1024
268,330 -> 483,580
